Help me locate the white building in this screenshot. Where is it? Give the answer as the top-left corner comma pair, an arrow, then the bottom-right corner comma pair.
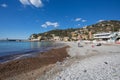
53,36 -> 61,41
93,32 -> 120,43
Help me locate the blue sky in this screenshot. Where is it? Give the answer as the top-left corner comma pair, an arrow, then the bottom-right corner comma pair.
0,0 -> 120,39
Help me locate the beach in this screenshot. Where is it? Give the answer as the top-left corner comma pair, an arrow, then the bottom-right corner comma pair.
0,42 -> 120,80
37,42 -> 120,80
0,45 -> 69,80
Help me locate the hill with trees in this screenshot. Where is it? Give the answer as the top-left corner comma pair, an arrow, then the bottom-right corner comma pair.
86,20 -> 120,34
29,20 -> 120,41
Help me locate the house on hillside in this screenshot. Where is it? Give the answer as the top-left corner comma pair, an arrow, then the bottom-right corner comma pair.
63,37 -> 69,41
53,36 -> 61,41
71,37 -> 78,41
71,32 -> 78,37
88,31 -> 93,40
30,36 -> 42,41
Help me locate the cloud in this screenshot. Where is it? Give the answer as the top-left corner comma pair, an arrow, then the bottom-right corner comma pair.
29,0 -> 43,7
41,21 -> 59,28
1,3 -> 8,8
81,20 -> 87,22
41,24 -> 47,28
98,19 -> 104,22
75,24 -> 81,27
19,0 -> 30,5
77,24 -> 81,26
75,18 -> 81,21
19,0 -> 43,8
75,18 -> 87,22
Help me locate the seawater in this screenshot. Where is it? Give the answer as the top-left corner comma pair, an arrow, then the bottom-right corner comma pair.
0,41 -> 57,63
0,41 -> 55,56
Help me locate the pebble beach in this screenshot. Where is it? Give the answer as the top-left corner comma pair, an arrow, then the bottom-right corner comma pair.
0,41 -> 120,80
37,42 -> 120,80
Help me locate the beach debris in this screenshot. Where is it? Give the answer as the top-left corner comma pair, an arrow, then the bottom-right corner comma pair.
104,62 -> 108,64
83,70 -> 87,73
78,43 -> 83,47
59,76 -> 62,79
91,45 -> 94,48
56,61 -> 63,65
96,43 -> 102,46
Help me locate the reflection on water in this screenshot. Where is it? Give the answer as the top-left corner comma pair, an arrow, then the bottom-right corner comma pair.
30,41 -> 53,49
30,42 -> 41,49
0,41 -> 54,56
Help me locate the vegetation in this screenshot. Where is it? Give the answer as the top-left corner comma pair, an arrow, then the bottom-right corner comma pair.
86,20 -> 120,33
30,28 -> 78,39
29,20 -> 120,40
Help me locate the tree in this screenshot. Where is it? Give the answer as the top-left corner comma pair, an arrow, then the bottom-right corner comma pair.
29,34 -> 38,39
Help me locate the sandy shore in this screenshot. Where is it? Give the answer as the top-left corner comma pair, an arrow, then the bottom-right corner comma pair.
0,46 -> 69,80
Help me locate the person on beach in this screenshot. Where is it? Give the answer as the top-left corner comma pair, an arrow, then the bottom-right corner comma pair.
77,39 -> 84,47
77,35 -> 83,47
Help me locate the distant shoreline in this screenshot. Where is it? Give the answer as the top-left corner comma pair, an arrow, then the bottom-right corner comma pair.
0,39 -> 28,42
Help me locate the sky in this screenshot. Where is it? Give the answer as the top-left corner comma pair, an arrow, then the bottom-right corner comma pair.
0,0 -> 120,39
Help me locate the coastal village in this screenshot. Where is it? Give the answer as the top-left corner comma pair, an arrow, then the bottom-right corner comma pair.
0,0 -> 120,79
1,20 -> 120,80
30,20 -> 120,44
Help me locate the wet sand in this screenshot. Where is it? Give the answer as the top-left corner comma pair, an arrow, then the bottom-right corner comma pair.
0,46 -> 69,80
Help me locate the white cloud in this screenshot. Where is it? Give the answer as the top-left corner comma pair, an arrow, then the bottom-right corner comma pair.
29,0 -> 43,7
41,24 -> 47,28
77,24 -> 81,26
75,18 -> 81,21
1,3 -> 8,8
82,20 -> 87,22
19,0 -> 43,8
19,0 -> 30,5
75,18 -> 87,22
41,21 -> 59,28
98,20 -> 104,22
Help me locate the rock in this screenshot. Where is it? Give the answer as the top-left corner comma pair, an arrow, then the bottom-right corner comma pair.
104,62 -> 108,64
84,70 -> 87,73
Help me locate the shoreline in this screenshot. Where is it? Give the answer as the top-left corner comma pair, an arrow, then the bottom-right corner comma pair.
0,42 -> 66,63
0,46 -> 69,80
1,41 -> 120,80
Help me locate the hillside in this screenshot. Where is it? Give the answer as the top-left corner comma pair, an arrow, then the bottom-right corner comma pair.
29,20 -> 120,40
86,20 -> 120,33
29,28 -> 78,40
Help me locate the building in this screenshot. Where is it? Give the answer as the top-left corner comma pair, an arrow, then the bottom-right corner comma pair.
53,36 -> 61,41
93,32 -> 120,43
88,31 -> 93,40
63,37 -> 69,41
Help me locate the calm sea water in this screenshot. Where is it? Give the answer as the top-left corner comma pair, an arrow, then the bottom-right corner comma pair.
0,41 -> 55,57
0,41 -> 59,63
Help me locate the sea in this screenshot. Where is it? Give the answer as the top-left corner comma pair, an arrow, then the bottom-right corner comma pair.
0,41 -> 60,63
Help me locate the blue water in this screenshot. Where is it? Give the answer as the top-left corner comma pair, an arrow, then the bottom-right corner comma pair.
0,41 -> 55,57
